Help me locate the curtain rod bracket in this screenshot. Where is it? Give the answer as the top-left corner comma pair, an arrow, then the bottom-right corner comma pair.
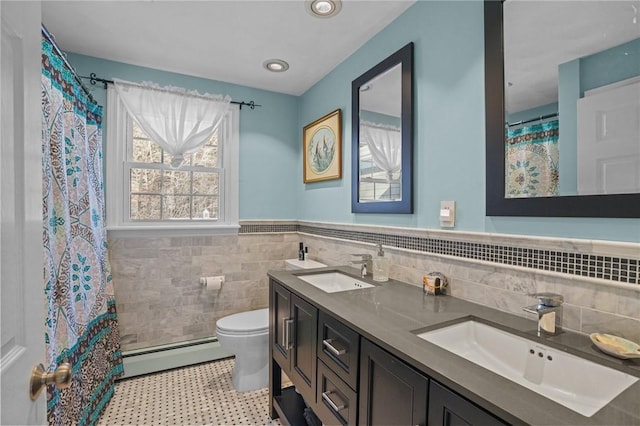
80,73 -> 261,110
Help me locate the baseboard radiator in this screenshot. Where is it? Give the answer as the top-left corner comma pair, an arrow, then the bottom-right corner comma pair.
120,337 -> 232,379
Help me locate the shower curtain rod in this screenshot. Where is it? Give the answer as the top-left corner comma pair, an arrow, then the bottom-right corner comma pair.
507,112 -> 558,128
80,73 -> 262,110
41,24 -> 99,105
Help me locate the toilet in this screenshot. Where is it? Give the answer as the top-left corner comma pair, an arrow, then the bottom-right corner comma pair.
216,308 -> 269,392
215,257 -> 326,392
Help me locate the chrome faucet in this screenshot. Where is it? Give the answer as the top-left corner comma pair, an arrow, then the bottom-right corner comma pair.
351,254 -> 372,278
523,292 -> 564,337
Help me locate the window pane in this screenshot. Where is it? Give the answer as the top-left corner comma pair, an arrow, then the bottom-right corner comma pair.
162,195 -> 191,219
193,172 -> 218,195
130,195 -> 161,220
132,138 -> 162,163
163,170 -> 191,194
132,122 -> 162,163
193,196 -> 219,220
130,168 -> 161,193
193,133 -> 218,167
132,122 -> 148,139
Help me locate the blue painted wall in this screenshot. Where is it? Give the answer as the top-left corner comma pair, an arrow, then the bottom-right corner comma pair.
66,53 -> 300,220
297,1 -> 639,242
67,2 -> 640,243
558,59 -> 580,196
581,38 -> 640,92
298,1 -> 486,230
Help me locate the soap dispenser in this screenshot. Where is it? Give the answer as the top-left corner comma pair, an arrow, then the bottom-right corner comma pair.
372,243 -> 390,282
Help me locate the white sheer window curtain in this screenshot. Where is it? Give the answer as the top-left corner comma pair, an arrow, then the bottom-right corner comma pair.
113,79 -> 231,167
360,121 -> 402,182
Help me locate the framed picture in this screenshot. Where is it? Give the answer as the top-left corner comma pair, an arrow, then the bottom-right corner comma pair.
303,109 -> 342,183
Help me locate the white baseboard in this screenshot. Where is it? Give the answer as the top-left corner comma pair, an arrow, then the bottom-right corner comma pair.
121,339 -> 233,379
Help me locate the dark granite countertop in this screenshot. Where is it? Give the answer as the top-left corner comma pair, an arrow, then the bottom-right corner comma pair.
268,266 -> 640,426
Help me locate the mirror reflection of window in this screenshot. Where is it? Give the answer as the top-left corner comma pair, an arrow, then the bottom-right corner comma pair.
504,0 -> 640,198
358,64 -> 402,202
359,122 -> 402,201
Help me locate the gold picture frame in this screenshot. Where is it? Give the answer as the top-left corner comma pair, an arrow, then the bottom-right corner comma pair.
303,109 -> 342,183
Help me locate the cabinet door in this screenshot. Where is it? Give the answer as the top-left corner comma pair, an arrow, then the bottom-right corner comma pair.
271,281 -> 292,370
359,339 -> 428,426
318,311 -> 360,390
428,381 -> 507,426
290,294 -> 318,405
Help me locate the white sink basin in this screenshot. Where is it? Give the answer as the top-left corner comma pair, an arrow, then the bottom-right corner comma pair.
297,272 -> 374,293
416,320 -> 638,417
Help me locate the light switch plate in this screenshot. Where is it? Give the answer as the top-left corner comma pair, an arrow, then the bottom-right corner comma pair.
440,200 -> 455,227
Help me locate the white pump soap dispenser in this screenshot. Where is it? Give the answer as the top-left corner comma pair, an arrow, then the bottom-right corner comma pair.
372,243 -> 390,282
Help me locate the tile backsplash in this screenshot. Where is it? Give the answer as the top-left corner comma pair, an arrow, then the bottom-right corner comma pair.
109,220 -> 640,351
108,232 -> 300,351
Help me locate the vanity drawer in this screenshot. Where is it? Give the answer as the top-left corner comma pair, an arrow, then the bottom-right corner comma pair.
316,360 -> 357,426
317,311 -> 360,390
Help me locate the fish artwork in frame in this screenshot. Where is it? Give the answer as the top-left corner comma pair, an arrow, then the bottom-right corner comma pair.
303,109 -> 342,183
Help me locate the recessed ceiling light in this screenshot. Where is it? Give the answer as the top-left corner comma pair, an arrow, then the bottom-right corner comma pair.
263,59 -> 289,73
306,0 -> 342,18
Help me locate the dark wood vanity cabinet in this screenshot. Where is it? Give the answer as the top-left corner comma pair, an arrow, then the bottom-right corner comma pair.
428,381 -> 508,426
359,338 -> 429,426
270,281 -> 318,408
269,278 -> 508,426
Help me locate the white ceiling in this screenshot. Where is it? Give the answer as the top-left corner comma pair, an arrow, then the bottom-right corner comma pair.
41,0 -> 415,96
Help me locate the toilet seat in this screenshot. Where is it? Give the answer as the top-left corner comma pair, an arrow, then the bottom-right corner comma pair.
216,308 -> 269,335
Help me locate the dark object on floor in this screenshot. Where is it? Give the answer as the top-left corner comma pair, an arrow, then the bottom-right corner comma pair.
303,407 -> 321,426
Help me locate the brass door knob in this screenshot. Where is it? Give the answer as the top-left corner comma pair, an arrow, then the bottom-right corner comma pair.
29,363 -> 72,400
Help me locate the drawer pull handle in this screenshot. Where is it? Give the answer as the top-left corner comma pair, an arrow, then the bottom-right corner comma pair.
323,339 -> 346,356
322,391 -> 346,412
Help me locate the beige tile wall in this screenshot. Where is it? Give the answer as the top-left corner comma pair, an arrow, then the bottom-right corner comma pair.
108,232 -> 302,351
108,221 -> 640,351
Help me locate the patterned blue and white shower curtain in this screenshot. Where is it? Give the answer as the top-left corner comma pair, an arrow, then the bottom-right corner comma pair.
505,120 -> 560,198
41,33 -> 123,425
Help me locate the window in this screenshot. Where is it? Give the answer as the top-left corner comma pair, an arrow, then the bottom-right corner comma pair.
106,86 -> 239,233
358,144 -> 401,201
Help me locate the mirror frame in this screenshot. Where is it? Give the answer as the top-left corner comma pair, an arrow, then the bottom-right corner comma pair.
484,1 -> 640,218
352,42 -> 414,213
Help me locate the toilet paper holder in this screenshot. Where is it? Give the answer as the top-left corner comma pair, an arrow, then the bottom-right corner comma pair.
200,275 -> 224,290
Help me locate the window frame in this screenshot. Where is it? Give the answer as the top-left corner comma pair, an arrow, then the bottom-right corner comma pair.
105,86 -> 239,236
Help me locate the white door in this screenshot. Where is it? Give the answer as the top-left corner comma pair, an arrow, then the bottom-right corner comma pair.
577,79 -> 640,195
1,1 -> 46,424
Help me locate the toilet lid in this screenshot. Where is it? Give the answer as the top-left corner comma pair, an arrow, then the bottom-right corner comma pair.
216,308 -> 269,333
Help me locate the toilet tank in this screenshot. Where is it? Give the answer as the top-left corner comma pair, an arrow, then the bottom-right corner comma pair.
285,258 -> 327,270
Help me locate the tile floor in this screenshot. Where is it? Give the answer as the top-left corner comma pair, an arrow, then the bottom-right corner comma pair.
98,358 -> 282,425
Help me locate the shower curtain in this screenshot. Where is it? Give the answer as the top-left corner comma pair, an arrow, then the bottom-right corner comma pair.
505,120 -> 559,198
41,33 -> 123,425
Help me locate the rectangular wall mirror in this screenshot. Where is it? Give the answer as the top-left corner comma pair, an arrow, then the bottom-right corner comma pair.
485,1 -> 640,217
352,42 -> 413,213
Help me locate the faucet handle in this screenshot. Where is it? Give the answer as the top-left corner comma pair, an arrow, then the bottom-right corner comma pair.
528,292 -> 563,307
